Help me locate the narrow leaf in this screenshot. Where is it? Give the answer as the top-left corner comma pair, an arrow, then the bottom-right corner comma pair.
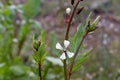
40,31 -> 45,42
70,24 -> 84,52
72,50 -> 91,72
23,0 -> 41,19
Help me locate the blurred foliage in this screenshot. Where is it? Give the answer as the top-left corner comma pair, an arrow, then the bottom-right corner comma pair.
23,0 -> 41,19
0,0 -> 41,79
33,31 -> 47,64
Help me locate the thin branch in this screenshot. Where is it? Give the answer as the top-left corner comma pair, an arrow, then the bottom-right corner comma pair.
63,59 -> 68,80
65,0 -> 80,40
38,62 -> 43,80
69,33 -> 88,77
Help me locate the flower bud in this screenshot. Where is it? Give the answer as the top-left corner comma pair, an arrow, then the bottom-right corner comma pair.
33,40 -> 41,51
91,16 -> 100,28
66,7 -> 71,14
84,13 -> 100,34
76,7 -> 84,15
71,0 -> 75,5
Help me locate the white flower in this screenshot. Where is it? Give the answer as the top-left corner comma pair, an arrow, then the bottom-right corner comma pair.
66,7 -> 71,14
13,38 -> 18,43
56,40 -> 74,60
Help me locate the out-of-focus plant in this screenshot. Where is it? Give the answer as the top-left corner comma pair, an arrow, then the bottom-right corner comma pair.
32,31 -> 47,80
0,0 -> 41,79
32,0 -> 100,80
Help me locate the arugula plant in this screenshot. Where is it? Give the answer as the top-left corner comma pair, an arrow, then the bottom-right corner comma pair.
32,0 -> 100,80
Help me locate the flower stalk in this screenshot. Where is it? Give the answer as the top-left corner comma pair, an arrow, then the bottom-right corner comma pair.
65,0 -> 80,40
68,33 -> 87,78
38,62 -> 43,80
56,40 -> 74,80
63,1 -> 81,80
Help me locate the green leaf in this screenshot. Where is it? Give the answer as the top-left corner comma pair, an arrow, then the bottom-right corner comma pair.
32,34 -> 35,46
32,31 -> 47,63
31,20 -> 41,31
91,16 -> 100,30
9,65 -> 25,76
40,31 -> 45,42
86,12 -> 92,24
0,63 -> 9,75
84,13 -> 100,34
0,24 -> 6,34
18,22 -> 29,43
46,56 -> 63,66
42,61 -> 52,79
22,0 -> 41,19
70,24 -> 84,52
1,7 -> 11,16
48,32 -> 58,55
84,12 -> 92,34
72,50 -> 91,72
33,42 -> 47,63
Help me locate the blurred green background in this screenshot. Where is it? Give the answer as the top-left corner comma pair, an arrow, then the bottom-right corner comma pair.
0,0 -> 120,80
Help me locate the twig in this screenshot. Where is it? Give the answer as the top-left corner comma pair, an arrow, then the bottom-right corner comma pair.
63,59 -> 68,80
38,62 -> 43,80
68,33 -> 88,78
65,0 -> 80,40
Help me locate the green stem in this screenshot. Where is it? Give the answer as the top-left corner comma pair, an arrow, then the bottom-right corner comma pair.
63,59 -> 68,80
64,1 -> 80,80
65,0 -> 80,40
17,20 -> 29,56
68,33 -> 88,78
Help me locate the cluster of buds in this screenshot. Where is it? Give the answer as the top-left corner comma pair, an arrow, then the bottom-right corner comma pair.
33,40 -> 41,51
84,13 -> 100,34
64,0 -> 84,23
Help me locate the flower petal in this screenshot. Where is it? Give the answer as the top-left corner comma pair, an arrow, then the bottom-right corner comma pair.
67,51 -> 74,58
64,40 -> 70,48
56,43 -> 63,50
60,53 -> 66,60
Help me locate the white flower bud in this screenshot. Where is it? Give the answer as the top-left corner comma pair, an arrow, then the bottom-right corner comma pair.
66,7 -> 71,14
